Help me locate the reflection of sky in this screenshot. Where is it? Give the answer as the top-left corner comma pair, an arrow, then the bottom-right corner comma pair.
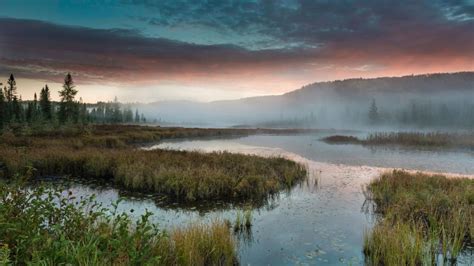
49,134 -> 474,264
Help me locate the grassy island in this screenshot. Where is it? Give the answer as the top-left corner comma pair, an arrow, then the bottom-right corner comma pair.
363,170 -> 473,265
323,132 -> 474,150
0,125 -> 307,202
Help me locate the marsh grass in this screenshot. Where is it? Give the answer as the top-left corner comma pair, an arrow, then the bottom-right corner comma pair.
0,125 -> 307,202
321,135 -> 361,144
363,170 -> 473,265
0,181 -> 237,265
233,209 -> 253,233
323,132 -> 474,149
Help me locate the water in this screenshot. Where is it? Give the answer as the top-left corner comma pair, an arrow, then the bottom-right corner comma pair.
48,133 -> 474,265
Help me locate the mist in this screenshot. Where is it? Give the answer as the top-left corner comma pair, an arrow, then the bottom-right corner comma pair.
129,72 -> 474,131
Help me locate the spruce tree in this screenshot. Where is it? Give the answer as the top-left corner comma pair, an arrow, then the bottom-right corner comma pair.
368,98 -> 379,124
112,97 -> 122,123
11,95 -> 22,122
40,85 -> 52,120
135,109 -> 140,123
58,73 -> 78,123
5,74 -> 16,102
0,89 -> 5,129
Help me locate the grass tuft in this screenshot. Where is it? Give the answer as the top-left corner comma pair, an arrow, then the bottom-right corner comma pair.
363,170 -> 473,265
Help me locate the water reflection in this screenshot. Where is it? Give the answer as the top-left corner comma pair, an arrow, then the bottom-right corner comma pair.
32,134 -> 474,265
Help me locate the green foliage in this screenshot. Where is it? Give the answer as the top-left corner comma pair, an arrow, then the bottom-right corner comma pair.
0,181 -> 237,265
363,170 -> 473,265
0,73 -> 149,132
39,85 -> 52,121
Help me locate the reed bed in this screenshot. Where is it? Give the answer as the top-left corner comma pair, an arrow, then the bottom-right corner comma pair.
0,182 -> 237,265
0,126 -> 307,202
323,132 -> 474,149
363,170 -> 473,265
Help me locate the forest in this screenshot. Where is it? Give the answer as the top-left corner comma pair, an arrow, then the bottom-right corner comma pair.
0,73 -> 147,131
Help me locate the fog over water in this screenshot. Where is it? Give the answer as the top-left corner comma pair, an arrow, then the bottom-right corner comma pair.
136,72 -> 474,130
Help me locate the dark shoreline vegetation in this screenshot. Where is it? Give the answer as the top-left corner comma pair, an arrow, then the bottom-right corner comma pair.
0,125 -> 308,202
363,170 -> 473,265
322,132 -> 474,150
0,182 -> 237,265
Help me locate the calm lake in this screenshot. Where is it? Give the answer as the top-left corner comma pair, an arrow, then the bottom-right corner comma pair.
48,133 -> 474,265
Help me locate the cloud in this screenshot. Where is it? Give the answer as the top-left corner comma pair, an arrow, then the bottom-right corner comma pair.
0,0 -> 473,97
0,18 -> 323,85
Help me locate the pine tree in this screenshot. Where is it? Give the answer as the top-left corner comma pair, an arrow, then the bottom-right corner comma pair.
0,89 -> 5,129
58,73 -> 78,123
32,93 -> 39,122
2,86 -> 9,123
40,85 -> 52,120
124,107 -> 133,122
112,97 -> 122,123
5,74 -> 16,102
78,98 -> 88,124
11,95 -> 22,122
26,102 -> 33,123
368,98 -> 379,124
135,109 -> 140,123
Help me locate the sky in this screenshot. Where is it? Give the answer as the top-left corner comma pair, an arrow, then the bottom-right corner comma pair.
0,0 -> 473,103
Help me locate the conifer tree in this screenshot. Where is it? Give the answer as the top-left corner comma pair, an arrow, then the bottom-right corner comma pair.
0,89 -> 5,129
368,98 -> 379,124
135,109 -> 140,123
40,85 -> 52,120
58,73 -> 78,123
5,74 -> 16,102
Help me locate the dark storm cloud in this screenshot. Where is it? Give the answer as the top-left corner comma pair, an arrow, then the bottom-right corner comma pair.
124,0 -> 474,54
0,18 -> 314,84
0,0 -> 473,86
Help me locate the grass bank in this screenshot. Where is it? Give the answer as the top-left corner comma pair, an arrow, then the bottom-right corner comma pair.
0,182 -> 237,265
323,132 -> 474,149
0,125 -> 307,202
363,170 -> 473,265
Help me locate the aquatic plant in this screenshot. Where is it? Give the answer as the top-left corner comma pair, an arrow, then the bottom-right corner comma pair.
323,131 -> 474,149
0,181 -> 237,265
321,135 -> 360,144
233,209 -> 253,233
363,170 -> 473,265
0,126 -> 307,202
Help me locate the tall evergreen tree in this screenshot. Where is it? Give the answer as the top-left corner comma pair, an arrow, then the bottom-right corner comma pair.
58,73 -> 78,123
112,97 -> 122,123
78,98 -> 88,124
368,98 -> 379,124
0,89 -> 5,129
5,74 -> 16,102
135,109 -> 140,123
39,85 -> 52,120
11,95 -> 22,122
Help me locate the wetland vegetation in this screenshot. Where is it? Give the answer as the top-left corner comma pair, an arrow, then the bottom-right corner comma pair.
0,181 -> 237,265
363,170 -> 473,265
0,125 -> 307,202
323,132 -> 474,150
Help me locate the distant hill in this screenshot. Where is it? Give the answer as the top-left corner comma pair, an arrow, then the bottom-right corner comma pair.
138,72 -> 474,128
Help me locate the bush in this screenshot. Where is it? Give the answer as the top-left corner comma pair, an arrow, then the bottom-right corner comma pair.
0,182 -> 237,265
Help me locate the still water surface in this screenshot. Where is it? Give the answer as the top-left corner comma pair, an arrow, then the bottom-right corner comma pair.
52,133 -> 474,265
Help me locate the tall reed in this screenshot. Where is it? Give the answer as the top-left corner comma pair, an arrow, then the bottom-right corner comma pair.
364,170 -> 473,265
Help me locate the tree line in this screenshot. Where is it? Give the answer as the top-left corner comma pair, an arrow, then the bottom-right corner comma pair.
0,73 -> 147,130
